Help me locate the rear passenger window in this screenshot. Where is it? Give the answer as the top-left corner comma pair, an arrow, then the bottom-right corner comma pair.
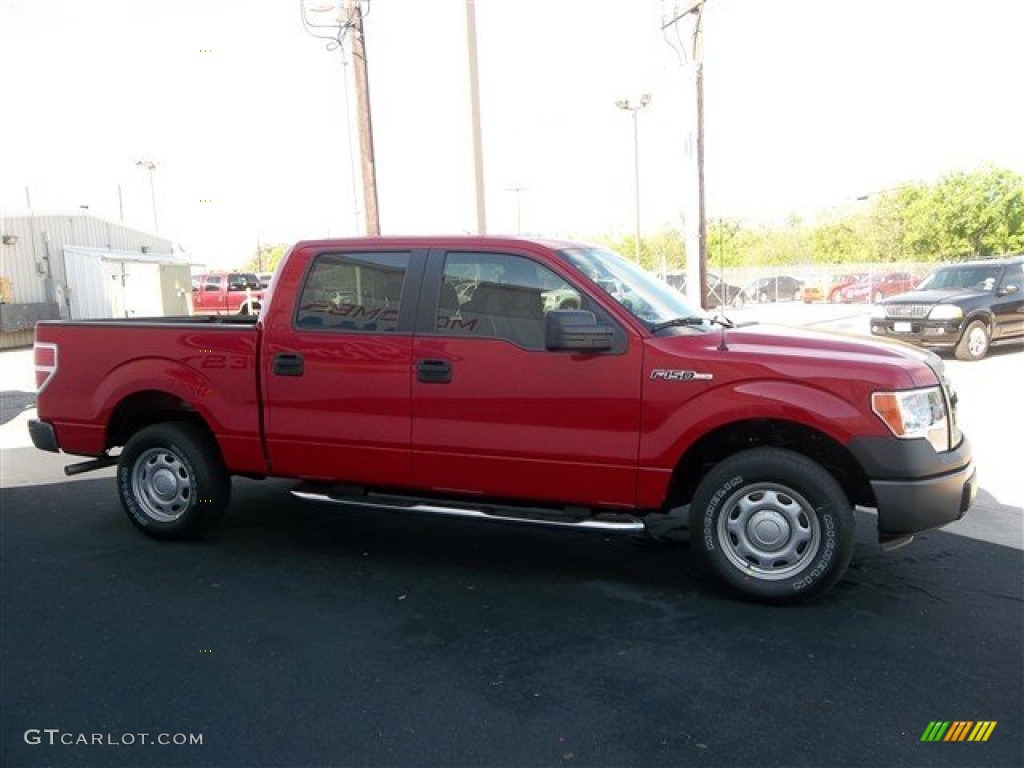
296,252 -> 409,332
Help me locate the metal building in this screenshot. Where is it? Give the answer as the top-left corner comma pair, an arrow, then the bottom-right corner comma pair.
0,212 -> 193,349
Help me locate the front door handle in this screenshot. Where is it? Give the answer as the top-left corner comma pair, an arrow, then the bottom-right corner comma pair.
417,359 -> 452,384
273,353 -> 304,376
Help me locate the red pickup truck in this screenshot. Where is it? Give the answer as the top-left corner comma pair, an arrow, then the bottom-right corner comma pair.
191,271 -> 265,315
29,237 -> 977,602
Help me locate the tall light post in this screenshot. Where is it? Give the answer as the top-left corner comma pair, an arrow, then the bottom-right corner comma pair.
506,186 -> 529,234
615,94 -> 651,262
135,160 -> 158,232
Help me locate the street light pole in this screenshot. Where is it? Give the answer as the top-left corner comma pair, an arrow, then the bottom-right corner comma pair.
615,94 -> 651,263
135,160 -> 158,232
506,186 -> 529,234
466,0 -> 487,235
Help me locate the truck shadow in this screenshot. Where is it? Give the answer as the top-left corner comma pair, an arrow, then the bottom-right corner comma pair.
4,473 -> 1021,609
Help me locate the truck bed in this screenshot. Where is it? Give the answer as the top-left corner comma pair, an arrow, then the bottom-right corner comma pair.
34,318 -> 265,474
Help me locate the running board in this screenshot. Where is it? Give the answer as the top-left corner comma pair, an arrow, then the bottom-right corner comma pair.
291,487 -> 645,533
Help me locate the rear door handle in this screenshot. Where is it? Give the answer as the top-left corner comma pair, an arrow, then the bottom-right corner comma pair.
417,359 -> 452,384
273,353 -> 304,376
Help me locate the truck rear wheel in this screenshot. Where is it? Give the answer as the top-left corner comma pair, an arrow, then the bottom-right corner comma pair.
689,448 -> 854,602
117,423 -> 230,539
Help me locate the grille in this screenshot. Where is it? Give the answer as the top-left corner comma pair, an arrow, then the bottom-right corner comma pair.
885,304 -> 930,319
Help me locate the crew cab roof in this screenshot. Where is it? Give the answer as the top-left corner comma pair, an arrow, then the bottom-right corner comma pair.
291,235 -> 596,252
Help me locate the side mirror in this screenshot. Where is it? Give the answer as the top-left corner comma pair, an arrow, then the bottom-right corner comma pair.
545,310 -> 614,352
999,284 -> 1019,296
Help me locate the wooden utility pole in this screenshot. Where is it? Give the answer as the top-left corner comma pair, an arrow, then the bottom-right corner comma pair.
695,48 -> 707,309
345,0 -> 380,236
662,1 -> 708,309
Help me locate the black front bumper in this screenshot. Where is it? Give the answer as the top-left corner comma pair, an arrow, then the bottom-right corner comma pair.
869,318 -> 963,349
28,419 -> 60,453
848,433 -> 976,536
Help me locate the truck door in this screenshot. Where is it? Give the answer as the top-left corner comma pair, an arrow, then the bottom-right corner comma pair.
410,249 -> 643,508
991,262 -> 1024,339
262,248 -> 424,486
195,275 -> 222,314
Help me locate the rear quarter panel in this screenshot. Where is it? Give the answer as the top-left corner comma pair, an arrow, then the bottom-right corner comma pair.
35,322 -> 264,473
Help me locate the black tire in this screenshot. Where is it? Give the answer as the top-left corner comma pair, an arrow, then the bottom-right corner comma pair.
117,422 -> 231,540
955,320 -> 990,361
689,448 -> 854,602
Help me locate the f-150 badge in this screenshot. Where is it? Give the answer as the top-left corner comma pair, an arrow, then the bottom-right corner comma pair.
650,369 -> 713,381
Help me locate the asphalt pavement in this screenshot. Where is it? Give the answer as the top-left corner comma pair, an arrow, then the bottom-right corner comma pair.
2,309 -> 1022,768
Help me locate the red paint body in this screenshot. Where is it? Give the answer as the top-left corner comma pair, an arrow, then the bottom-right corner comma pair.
840,271 -> 919,303
34,236 -> 946,513
192,272 -> 265,315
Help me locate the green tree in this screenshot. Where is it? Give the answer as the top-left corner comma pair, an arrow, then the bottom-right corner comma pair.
893,168 -> 1024,261
242,243 -> 290,274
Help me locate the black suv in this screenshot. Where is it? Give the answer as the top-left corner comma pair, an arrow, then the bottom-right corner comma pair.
870,255 -> 1024,360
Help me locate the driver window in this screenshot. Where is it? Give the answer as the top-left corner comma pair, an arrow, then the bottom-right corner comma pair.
999,264 -> 1022,292
436,252 -> 582,350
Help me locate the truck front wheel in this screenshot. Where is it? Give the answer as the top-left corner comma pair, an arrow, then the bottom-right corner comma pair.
689,448 -> 854,602
117,423 -> 231,539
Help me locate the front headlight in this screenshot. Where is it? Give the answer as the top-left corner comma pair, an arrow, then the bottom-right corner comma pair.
928,304 -> 963,320
872,386 -> 949,452
871,305 -> 886,319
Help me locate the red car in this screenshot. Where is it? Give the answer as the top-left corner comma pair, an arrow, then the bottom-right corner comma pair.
840,271 -> 918,304
192,272 -> 265,315
29,236 -> 975,602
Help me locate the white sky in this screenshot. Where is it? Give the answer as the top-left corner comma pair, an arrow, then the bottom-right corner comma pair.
1,0 -> 1022,268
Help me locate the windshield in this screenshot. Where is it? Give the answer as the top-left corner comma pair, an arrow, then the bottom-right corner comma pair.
917,265 -> 1001,292
227,272 -> 262,290
557,246 -> 707,329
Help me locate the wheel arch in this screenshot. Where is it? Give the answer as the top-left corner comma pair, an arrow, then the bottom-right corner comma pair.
664,418 -> 875,511
106,389 -> 217,452
962,308 -> 995,333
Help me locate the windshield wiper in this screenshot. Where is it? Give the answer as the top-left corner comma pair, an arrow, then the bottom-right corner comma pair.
649,316 -> 713,333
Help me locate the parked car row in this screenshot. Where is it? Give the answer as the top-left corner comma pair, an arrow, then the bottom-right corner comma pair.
666,273 -> 815,308
744,275 -> 805,303
662,255 -> 1022,362
664,273 -> 748,309
839,271 -> 918,303
800,273 -> 862,303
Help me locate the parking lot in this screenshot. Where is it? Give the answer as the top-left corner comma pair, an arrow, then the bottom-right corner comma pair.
2,305 -> 1021,767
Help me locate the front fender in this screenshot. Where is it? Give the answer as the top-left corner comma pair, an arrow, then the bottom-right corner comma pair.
641,379 -> 888,470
